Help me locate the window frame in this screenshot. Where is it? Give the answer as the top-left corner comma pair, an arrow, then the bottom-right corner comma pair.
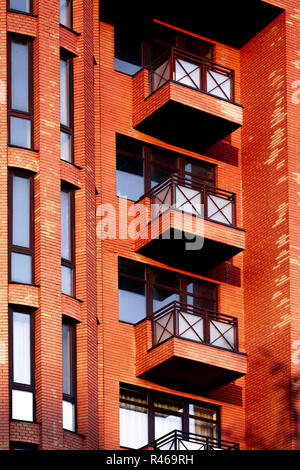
61,185 -> 76,297
8,169 -> 34,285
119,384 -> 220,448
62,318 -> 77,432
60,50 -> 74,163
118,259 -> 218,324
7,35 -> 34,150
9,306 -> 35,422
7,0 -> 33,15
59,0 -> 73,30
116,135 -> 216,200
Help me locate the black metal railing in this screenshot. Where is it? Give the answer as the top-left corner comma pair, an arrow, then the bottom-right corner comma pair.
140,430 -> 240,450
138,174 -> 236,227
151,301 -> 238,352
149,47 -> 235,101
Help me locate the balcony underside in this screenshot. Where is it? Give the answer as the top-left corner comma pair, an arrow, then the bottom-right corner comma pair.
135,98 -> 241,153
139,354 -> 245,393
100,1 -> 283,49
136,225 -> 244,275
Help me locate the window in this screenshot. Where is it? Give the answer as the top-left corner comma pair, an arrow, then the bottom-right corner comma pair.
114,24 -> 143,75
118,259 -> 217,324
62,320 -> 76,432
8,0 -> 31,13
59,0 -> 72,28
120,385 -> 219,449
118,262 -> 146,324
10,308 -> 35,422
8,37 -> 33,149
116,135 -> 215,201
9,171 -> 34,285
61,187 -> 75,296
60,53 -> 73,162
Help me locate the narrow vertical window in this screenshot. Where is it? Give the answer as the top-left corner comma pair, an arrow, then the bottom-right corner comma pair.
62,321 -> 76,432
59,0 -> 72,29
9,171 -> 33,285
8,37 -> 33,149
8,0 -> 31,14
10,308 -> 34,422
60,54 -> 73,162
61,187 -> 75,296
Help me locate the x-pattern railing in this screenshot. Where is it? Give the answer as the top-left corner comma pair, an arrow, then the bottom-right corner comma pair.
139,174 -> 236,227
149,47 -> 235,102
152,301 -> 238,352
140,430 -> 240,451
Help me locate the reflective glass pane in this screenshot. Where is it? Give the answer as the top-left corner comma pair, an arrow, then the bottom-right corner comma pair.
13,312 -> 31,385
60,58 -> 70,126
120,403 -> 148,449
11,41 -> 29,112
13,175 -> 30,248
9,0 -> 30,12
114,58 -> 142,76
154,399 -> 183,440
153,288 -> 179,312
10,117 -> 31,148
62,323 -> 73,396
61,190 -> 71,260
11,252 -> 32,284
118,277 -> 146,324
63,400 -> 75,431
61,265 -> 73,296
116,153 -> 144,201
60,131 -> 72,162
12,389 -> 33,422
151,165 -> 171,188
59,0 -> 72,28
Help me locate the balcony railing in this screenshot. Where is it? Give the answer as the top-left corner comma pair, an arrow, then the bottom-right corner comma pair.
152,301 -> 238,352
139,174 -> 236,227
140,430 -> 240,451
149,47 -> 235,102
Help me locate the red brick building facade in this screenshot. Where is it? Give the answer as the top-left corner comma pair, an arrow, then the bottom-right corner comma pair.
0,0 -> 299,451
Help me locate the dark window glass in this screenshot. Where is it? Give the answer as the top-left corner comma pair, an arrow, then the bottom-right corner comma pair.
61,188 -> 75,296
116,153 -> 144,201
59,0 -> 72,28
187,281 -> 217,312
115,25 -> 142,75
118,262 -> 146,324
60,55 -> 73,162
9,172 -> 33,284
184,158 -> 215,186
8,38 -> 33,149
10,309 -> 34,422
9,0 -> 31,13
62,321 -> 76,432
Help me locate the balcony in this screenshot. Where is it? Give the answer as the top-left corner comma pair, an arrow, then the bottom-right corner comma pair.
133,48 -> 243,152
141,430 -> 240,451
135,301 -> 247,392
135,175 -> 245,274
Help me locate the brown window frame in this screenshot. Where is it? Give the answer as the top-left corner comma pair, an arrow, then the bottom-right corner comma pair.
120,384 -> 220,447
7,0 -> 33,15
9,305 -> 36,422
61,184 -> 75,297
7,34 -> 34,150
62,317 -> 77,432
60,50 -> 74,163
8,169 -> 34,285
116,134 -> 216,200
118,258 -> 218,324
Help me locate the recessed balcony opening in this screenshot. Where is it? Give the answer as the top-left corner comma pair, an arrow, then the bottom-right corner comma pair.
141,430 -> 240,451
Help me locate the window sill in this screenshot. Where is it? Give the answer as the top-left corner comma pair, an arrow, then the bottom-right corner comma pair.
9,281 -> 39,288
60,23 -> 81,37
7,9 -> 37,18
60,158 -> 83,170
63,428 -> 85,438
8,144 -> 39,153
62,292 -> 83,303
